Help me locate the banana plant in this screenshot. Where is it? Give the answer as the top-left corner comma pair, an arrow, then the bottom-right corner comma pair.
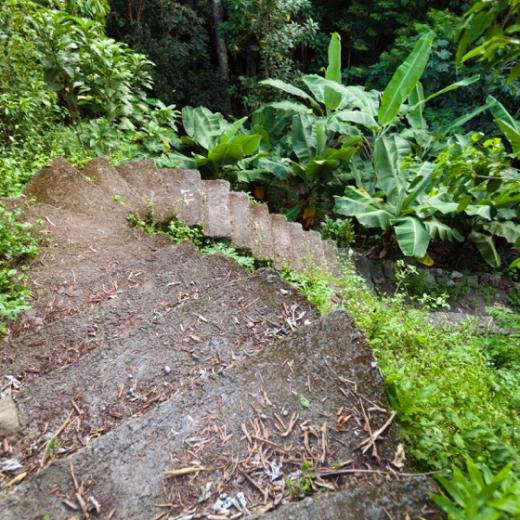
334,135 -> 463,258
162,106 -> 261,176
486,95 -> 520,158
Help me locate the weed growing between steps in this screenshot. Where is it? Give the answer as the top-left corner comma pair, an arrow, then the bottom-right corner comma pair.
0,204 -> 39,335
128,214 -> 520,517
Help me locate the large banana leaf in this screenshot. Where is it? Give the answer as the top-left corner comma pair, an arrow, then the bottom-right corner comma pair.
486,96 -> 520,156
424,219 -> 464,242
182,106 -> 227,150
470,231 -> 501,267
331,110 -> 379,130
401,162 -> 435,211
483,221 -> 520,246
195,134 -> 261,167
378,32 -> 434,126
291,114 -> 316,163
406,83 -> 427,130
334,187 -> 393,229
301,76 -> 378,115
324,32 -> 342,111
373,135 -> 411,205
260,78 -> 321,112
391,216 -> 431,258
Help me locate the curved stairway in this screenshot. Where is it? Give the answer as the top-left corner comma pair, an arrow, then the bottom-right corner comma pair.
0,158 -> 437,519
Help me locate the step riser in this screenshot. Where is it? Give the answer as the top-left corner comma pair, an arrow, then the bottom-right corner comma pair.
162,169 -> 203,226
249,204 -> 274,259
202,180 -> 232,237
229,191 -> 251,250
271,214 -> 292,270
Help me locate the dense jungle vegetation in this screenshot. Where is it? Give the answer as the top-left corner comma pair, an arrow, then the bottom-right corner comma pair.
0,0 -> 519,517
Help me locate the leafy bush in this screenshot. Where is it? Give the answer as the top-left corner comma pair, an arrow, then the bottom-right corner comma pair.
0,205 -> 39,334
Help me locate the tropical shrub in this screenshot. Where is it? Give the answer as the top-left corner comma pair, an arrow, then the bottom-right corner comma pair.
159,106 -> 261,177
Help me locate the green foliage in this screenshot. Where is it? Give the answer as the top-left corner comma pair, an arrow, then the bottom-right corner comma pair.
284,459 -> 317,497
433,459 -> 520,519
0,205 -> 39,335
201,242 -> 256,272
162,107 -> 261,177
223,0 -> 319,109
457,0 -> 520,81
107,0 -> 224,110
320,217 -> 355,248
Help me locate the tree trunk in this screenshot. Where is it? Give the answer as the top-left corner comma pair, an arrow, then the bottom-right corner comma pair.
212,0 -> 231,114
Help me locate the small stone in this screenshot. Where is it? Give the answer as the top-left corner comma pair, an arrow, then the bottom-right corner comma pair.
0,397 -> 20,436
451,271 -> 463,279
163,366 -> 171,375
0,459 -> 23,473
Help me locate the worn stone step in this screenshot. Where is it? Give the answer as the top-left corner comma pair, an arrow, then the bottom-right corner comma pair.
250,203 -> 274,259
286,222 -> 305,272
161,168 -> 203,226
5,269 -> 315,479
81,157 -> 145,213
271,214 -> 292,270
2,242 -> 249,379
0,312 -> 434,519
117,160 -> 175,220
229,191 -> 251,250
202,179 -> 232,238
23,158 -> 129,220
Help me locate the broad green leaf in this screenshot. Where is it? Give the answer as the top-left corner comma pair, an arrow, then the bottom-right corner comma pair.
392,216 -> 431,258
374,135 -> 411,204
470,231 -> 501,267
301,76 -> 377,114
163,152 -> 197,169
220,116 -> 247,143
291,114 -> 316,164
324,32 -> 343,110
260,78 -> 320,111
510,258 -> 520,269
457,10 -> 496,62
465,204 -> 492,220
406,83 -> 426,130
401,162 -> 435,210
378,32 -> 434,126
182,106 -> 227,150
483,221 -> 520,245
325,32 -> 341,83
258,158 -> 292,180
265,101 -> 313,115
424,219 -> 464,242
334,188 -> 393,229
487,95 -> 520,129
331,110 -> 379,129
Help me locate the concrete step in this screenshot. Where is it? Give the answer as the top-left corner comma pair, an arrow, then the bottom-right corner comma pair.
161,168 -> 203,226
287,222 -> 306,272
229,191 -> 251,250
250,203 -> 274,259
81,157 -> 145,213
0,312 -> 434,519
116,160 -> 175,220
23,158 -> 129,220
202,179 -> 232,238
271,214 -> 292,270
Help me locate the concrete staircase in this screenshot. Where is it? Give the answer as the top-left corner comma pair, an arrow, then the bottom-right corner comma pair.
0,158 -> 436,519
81,157 -> 336,272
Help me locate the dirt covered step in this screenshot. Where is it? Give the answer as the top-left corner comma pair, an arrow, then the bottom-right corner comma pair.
3,267 -> 316,480
5,236 -> 172,337
2,244 -> 313,382
0,312 -> 436,519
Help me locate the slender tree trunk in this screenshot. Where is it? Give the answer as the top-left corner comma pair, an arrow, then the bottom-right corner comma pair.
212,0 -> 231,114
